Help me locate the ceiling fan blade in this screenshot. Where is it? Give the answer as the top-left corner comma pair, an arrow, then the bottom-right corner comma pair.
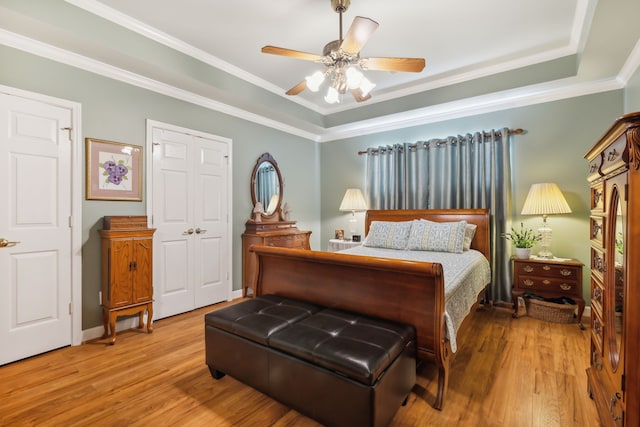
350,89 -> 372,103
261,46 -> 323,62
286,80 -> 307,96
340,16 -> 379,55
361,57 -> 426,72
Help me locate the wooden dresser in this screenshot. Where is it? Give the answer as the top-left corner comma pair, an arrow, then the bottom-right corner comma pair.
99,216 -> 155,344
242,220 -> 311,297
585,112 -> 640,426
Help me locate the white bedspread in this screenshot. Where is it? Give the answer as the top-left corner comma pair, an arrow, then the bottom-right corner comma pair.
337,246 -> 491,353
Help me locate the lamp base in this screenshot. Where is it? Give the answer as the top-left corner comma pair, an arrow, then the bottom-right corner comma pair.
537,220 -> 553,258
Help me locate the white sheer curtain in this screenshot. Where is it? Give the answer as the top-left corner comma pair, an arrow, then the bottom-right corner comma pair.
364,128 -> 513,303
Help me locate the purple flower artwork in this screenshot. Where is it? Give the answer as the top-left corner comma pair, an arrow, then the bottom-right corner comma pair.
99,153 -> 132,191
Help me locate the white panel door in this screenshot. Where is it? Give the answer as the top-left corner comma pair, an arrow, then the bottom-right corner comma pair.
0,93 -> 72,365
193,140 -> 229,307
152,126 -> 230,319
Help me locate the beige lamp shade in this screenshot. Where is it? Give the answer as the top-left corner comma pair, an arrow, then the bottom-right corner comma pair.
521,183 -> 571,216
339,188 -> 368,212
521,182 -> 571,258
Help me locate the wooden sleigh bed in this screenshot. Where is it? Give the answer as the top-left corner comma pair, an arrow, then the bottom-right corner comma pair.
251,209 -> 491,410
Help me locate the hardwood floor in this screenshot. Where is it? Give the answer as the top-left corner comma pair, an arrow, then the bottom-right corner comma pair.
0,300 -> 599,426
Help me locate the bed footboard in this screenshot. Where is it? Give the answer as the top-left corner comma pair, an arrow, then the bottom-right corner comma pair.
252,245 -> 452,409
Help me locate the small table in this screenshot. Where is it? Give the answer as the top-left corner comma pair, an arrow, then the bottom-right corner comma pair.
512,257 -> 585,329
328,239 -> 362,252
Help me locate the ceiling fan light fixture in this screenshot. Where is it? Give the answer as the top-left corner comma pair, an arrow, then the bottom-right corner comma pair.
325,86 -> 340,104
359,76 -> 376,96
345,67 -> 363,89
305,70 -> 325,92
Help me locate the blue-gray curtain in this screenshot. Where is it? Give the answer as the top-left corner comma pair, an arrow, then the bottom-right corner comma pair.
364,128 -> 512,303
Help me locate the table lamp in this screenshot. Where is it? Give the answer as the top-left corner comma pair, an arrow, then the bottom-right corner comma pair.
339,188 -> 367,238
521,182 -> 572,258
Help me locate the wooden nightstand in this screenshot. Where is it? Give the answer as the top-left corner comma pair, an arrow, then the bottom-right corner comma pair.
512,257 -> 585,329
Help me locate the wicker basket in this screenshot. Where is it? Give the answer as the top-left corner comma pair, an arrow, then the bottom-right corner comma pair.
526,298 -> 577,324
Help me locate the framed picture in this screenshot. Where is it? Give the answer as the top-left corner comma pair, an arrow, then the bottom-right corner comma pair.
334,229 -> 344,240
86,138 -> 142,201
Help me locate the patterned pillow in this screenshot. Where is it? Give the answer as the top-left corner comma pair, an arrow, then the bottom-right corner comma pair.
463,223 -> 478,251
407,219 -> 467,253
363,221 -> 412,250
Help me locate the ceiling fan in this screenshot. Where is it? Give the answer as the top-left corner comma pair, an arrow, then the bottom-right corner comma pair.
261,0 -> 426,104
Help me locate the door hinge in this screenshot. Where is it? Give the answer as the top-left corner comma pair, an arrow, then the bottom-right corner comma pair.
621,374 -> 625,392
61,127 -> 72,141
68,302 -> 73,314
68,215 -> 73,228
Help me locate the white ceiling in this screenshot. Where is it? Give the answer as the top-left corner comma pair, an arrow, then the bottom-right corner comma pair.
75,0 -> 593,112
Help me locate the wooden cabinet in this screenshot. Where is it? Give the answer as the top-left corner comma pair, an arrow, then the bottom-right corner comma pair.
584,112 -> 640,426
242,221 -> 311,297
99,216 -> 156,344
511,257 -> 584,328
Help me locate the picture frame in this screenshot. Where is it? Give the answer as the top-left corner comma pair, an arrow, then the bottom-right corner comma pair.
86,138 -> 142,201
334,229 -> 344,240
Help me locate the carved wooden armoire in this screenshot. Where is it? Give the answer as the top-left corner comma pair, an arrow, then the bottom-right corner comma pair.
585,112 -> 640,426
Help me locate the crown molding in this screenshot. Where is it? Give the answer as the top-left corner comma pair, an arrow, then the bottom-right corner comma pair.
0,27 -> 633,143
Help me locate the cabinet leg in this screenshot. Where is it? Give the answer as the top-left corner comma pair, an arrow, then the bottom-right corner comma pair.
101,307 -> 109,339
146,303 -> 153,334
108,312 -> 117,345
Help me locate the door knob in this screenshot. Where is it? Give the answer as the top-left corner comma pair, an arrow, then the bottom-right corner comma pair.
195,228 -> 207,234
0,238 -> 20,248
184,228 -> 194,235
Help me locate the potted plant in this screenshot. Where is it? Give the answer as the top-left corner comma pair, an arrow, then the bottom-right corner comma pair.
502,222 -> 542,259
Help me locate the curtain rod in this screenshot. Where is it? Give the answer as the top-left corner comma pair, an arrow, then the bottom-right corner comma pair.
357,128 -> 525,155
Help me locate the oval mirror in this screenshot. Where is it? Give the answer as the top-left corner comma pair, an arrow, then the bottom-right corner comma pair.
609,184 -> 624,372
250,153 -> 283,219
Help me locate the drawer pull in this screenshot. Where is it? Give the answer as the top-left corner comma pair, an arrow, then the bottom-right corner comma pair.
542,280 -> 551,285
523,265 -> 534,273
560,284 -> 572,291
560,268 -> 572,277
609,393 -> 623,421
607,148 -> 619,162
592,222 -> 602,238
523,279 -> 534,287
543,265 -> 551,271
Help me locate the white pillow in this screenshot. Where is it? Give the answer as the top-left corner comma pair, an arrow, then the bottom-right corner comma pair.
407,219 -> 467,253
363,221 -> 412,250
463,223 -> 478,251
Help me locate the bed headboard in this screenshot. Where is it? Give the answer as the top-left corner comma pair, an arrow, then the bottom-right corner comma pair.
364,209 -> 491,263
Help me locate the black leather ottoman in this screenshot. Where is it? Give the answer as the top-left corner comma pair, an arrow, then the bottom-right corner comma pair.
205,295 -> 416,427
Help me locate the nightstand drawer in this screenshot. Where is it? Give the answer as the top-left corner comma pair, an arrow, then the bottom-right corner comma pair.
515,262 -> 580,280
516,276 -> 579,294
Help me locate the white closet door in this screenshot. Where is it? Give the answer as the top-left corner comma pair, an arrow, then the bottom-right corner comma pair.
151,125 -> 230,319
0,93 -> 72,365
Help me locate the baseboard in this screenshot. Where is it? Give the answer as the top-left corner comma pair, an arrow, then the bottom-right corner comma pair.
82,290 -> 244,343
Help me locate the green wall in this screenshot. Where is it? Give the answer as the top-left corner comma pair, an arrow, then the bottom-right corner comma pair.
320,91 -> 624,303
625,65 -> 640,112
0,44 -> 321,329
